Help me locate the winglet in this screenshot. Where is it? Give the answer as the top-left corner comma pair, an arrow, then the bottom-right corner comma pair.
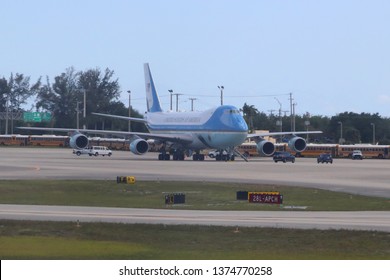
144,63 -> 163,112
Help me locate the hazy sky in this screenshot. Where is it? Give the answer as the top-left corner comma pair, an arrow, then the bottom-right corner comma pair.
2,0 -> 390,117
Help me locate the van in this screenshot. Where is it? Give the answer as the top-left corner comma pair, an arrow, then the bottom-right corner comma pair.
89,146 -> 112,156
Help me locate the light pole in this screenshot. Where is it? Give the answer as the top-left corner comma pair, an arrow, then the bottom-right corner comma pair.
292,102 -> 297,132
172,93 -> 183,112
127,90 -> 131,132
189,98 -> 197,111
168,89 -> 173,111
305,120 -> 310,142
5,94 -> 9,134
371,123 -> 375,145
76,101 -> 81,130
338,121 -> 343,144
218,86 -> 224,106
289,92 -> 293,131
274,97 -> 282,142
83,89 -> 86,130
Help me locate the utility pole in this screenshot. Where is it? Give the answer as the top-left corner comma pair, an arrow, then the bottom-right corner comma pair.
83,89 -> 86,130
371,123 -> 375,145
172,93 -> 183,112
168,89 -> 173,111
292,102 -> 297,132
76,101 -> 81,130
218,86 -> 224,106
338,121 -> 343,144
268,109 -> 275,116
289,92 -> 293,131
127,90 -> 131,132
275,97 -> 282,142
189,98 -> 197,111
5,94 -> 9,134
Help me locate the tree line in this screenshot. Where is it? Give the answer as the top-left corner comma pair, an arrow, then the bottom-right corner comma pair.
1,68 -> 390,144
0,68 -> 146,134
241,103 -> 390,144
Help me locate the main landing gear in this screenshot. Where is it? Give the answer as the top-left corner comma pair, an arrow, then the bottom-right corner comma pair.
158,152 -> 171,160
211,148 -> 248,162
192,152 -> 205,161
212,149 -> 235,161
157,145 -> 171,160
157,149 -> 205,161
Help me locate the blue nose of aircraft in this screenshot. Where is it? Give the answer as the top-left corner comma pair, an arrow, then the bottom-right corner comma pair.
206,105 -> 248,132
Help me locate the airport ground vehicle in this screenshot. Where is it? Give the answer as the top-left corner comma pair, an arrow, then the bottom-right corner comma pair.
208,150 -> 219,158
273,151 -> 295,163
73,146 -> 112,156
317,153 -> 333,164
208,150 -> 227,158
73,148 -> 90,156
351,150 -> 363,160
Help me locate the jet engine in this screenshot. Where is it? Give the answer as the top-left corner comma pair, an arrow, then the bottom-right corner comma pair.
130,138 -> 149,155
256,139 -> 275,156
288,136 -> 306,153
69,133 -> 89,149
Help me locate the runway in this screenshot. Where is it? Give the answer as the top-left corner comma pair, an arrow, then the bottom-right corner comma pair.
1,147 -> 389,232
1,204 -> 389,232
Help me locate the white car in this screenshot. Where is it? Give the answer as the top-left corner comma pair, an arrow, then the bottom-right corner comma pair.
351,150 -> 363,160
208,150 -> 227,158
73,146 -> 112,157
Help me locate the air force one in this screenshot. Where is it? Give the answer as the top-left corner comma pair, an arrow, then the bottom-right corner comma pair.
19,63 -> 321,161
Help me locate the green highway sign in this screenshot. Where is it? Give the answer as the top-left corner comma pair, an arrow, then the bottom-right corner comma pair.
23,112 -> 52,122
41,112 -> 52,122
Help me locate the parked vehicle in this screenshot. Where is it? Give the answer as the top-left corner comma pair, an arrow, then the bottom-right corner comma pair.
317,153 -> 333,164
73,146 -> 112,157
351,150 -> 363,160
208,150 -> 219,158
208,150 -> 227,158
273,151 -> 295,163
73,148 -> 90,156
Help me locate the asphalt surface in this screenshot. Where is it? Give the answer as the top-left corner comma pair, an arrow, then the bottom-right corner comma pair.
1,147 -> 390,197
0,147 -> 389,231
1,204 -> 389,232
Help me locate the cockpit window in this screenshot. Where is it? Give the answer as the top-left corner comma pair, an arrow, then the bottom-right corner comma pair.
227,109 -> 240,114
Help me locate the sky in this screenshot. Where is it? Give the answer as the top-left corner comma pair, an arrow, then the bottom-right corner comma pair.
1,0 -> 390,117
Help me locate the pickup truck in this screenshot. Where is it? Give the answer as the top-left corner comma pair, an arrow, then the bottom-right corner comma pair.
73,146 -> 112,157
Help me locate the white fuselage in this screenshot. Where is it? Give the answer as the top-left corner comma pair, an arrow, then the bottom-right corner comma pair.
145,105 -> 248,150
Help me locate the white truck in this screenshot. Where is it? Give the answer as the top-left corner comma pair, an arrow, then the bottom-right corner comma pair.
73,146 -> 112,157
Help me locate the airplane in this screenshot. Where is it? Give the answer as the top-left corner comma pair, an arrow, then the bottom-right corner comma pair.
19,63 -> 321,161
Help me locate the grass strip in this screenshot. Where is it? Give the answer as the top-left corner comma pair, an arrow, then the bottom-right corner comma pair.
1,220 -> 389,260
0,180 -> 389,211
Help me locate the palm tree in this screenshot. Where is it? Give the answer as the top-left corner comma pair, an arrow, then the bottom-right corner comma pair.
241,103 -> 259,132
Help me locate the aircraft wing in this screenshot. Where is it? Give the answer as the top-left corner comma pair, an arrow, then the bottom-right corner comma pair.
17,127 -> 194,145
92,113 -> 148,124
247,130 -> 322,139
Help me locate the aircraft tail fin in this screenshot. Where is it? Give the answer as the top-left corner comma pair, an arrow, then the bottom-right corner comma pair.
144,63 -> 163,112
